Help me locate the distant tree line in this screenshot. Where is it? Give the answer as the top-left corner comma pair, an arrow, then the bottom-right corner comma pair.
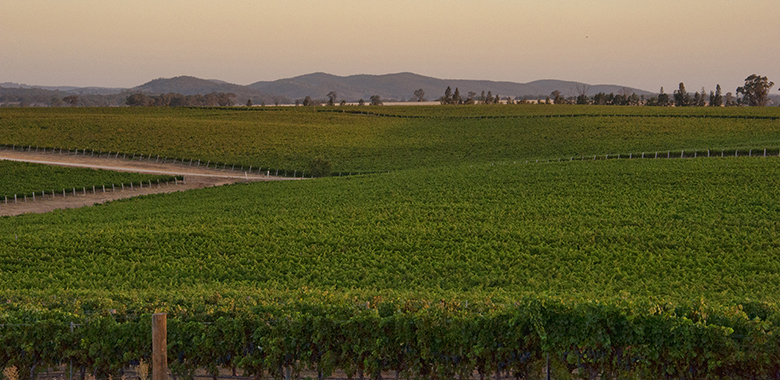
430,75 -> 776,107
295,92 -> 384,107
0,86 -> 288,108
0,87 -> 128,107
126,92 -> 237,107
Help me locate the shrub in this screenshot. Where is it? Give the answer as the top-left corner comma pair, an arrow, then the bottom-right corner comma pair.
308,157 -> 332,177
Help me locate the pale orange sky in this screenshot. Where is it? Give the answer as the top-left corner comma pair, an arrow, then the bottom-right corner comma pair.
1,0 -> 778,94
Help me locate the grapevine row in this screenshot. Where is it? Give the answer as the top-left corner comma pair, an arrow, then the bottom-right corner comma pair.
1,177 -> 183,205
317,108 -> 780,121
2,299 -> 779,380
0,144 -> 374,179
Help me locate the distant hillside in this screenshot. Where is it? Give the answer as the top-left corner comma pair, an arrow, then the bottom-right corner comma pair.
131,76 -> 289,105
0,82 -> 124,95
0,86 -> 129,107
132,76 -> 250,95
3,73 -> 682,106
249,72 -> 655,102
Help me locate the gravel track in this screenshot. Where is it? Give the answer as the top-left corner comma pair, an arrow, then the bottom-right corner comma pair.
0,150 -> 299,216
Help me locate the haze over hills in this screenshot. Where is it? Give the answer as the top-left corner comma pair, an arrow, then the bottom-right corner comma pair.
0,82 -> 124,95
249,72 -> 655,102
130,76 -> 289,105
2,73 -> 656,104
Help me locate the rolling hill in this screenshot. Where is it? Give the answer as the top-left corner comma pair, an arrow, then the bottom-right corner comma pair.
4,73 -> 673,105
248,72 -> 655,102
130,76 -> 289,105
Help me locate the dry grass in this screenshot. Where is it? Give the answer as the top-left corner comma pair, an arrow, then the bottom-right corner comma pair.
135,359 -> 149,380
3,367 -> 19,380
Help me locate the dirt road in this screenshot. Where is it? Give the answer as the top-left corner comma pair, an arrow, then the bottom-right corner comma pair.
0,149 -> 299,216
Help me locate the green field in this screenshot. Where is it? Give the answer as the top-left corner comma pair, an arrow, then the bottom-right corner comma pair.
0,160 -> 179,199
1,106 -> 778,174
3,157 -> 780,304
2,105 -> 780,379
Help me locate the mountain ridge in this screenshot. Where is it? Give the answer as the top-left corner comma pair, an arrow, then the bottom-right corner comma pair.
3,73 -> 658,104
247,72 -> 654,102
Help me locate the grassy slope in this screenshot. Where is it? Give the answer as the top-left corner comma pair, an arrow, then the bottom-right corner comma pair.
2,157 -> 778,305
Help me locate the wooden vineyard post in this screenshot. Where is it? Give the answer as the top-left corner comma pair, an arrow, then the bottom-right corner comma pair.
152,313 -> 168,380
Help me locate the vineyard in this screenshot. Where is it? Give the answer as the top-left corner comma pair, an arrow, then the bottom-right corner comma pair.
0,160 -> 179,201
0,106 -> 779,174
3,297 -> 780,380
2,105 -> 780,379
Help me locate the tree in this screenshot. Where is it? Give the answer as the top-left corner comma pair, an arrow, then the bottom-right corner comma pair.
413,88 -> 425,102
358,99 -> 365,106
63,95 -> 79,107
612,93 -> 627,106
654,87 -> 669,106
629,93 -> 641,106
736,74 -> 774,106
326,91 -> 337,107
452,88 -> 461,104
710,84 -> 723,107
698,87 -> 707,106
442,87 -> 452,105
551,90 -> 563,104
217,92 -> 237,106
673,82 -> 691,107
303,96 -> 313,106
246,99 -> 253,107
593,92 -> 607,105
478,91 -> 486,103
464,91 -> 476,105
126,93 -> 149,107
725,92 -> 735,107
340,100 -> 346,106
49,97 -> 66,107
370,95 -> 382,106
575,84 -> 590,105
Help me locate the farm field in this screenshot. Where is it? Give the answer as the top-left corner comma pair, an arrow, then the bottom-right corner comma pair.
2,157 -> 780,302
2,105 -> 780,379
1,106 -> 779,174
0,160 -> 179,199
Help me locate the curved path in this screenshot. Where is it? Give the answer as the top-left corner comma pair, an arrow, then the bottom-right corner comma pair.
0,150 -> 299,216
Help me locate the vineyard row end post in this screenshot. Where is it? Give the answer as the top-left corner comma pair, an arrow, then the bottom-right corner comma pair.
152,313 -> 168,380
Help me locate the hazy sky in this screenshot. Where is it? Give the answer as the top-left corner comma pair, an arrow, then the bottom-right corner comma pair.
2,0 -> 778,94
